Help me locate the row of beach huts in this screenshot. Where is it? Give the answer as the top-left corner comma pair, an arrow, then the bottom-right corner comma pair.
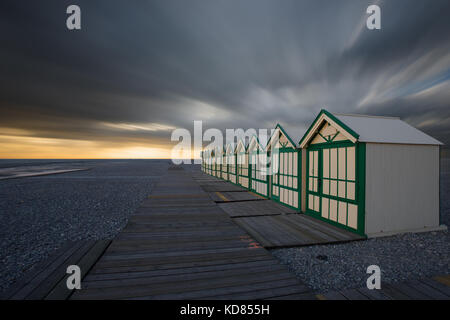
200,109 -> 445,237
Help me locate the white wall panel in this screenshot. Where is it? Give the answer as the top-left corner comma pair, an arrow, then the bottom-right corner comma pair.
365,143 -> 440,236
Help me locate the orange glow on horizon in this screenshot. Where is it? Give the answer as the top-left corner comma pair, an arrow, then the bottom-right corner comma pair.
0,134 -> 201,159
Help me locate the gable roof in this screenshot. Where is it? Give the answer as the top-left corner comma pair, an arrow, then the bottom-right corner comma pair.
225,143 -> 235,154
333,113 -> 443,145
248,135 -> 265,152
266,123 -> 304,149
235,139 -> 247,153
299,109 -> 443,148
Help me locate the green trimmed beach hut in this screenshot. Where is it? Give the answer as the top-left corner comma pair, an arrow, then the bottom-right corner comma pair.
266,124 -> 302,211
248,135 -> 269,197
215,146 -> 221,178
211,147 -> 217,177
235,139 -> 250,189
200,151 -> 204,172
221,145 -> 228,180
207,149 -> 213,176
226,143 -> 237,184
299,109 -> 443,237
203,149 -> 211,175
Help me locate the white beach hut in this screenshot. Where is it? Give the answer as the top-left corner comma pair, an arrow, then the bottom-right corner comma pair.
266,124 -> 303,211
248,135 -> 269,197
299,109 -> 444,237
235,139 -> 250,189
225,143 -> 237,184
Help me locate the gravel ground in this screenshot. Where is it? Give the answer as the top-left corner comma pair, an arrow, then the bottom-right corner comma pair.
0,159 -> 169,292
272,158 -> 450,293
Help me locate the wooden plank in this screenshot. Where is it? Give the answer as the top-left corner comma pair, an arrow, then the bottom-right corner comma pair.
206,284 -> 311,300
24,241 -> 97,300
356,287 -> 392,300
389,283 -> 432,300
90,254 -> 275,274
45,240 -> 111,300
434,275 -> 450,287
101,246 -> 261,262
72,270 -> 297,300
379,283 -> 411,300
84,260 -> 282,282
132,279 -> 304,300
148,193 -> 208,199
219,201 -> 293,218
322,291 -> 348,300
420,278 -> 450,296
7,241 -> 88,300
232,219 -> 273,248
340,289 -> 370,300
293,214 -> 363,241
406,280 -> 449,300
267,292 -> 318,300
233,214 -> 363,248
81,264 -> 290,290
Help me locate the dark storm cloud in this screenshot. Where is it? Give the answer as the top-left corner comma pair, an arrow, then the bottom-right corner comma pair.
0,0 -> 449,149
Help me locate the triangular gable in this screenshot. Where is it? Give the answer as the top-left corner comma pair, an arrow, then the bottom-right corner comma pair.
216,146 -> 223,157
225,143 -> 235,155
266,124 -> 297,151
248,135 -> 265,153
235,139 -> 247,154
299,109 -> 359,148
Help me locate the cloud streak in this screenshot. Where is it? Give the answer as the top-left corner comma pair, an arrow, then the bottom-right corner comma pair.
0,0 -> 449,158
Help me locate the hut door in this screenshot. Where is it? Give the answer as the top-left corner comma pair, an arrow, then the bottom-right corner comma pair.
307,149 -> 321,213
271,151 -> 279,201
307,145 -> 359,231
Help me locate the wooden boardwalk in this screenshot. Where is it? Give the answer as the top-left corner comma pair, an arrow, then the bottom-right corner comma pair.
208,191 -> 265,203
3,167 -> 448,300
70,168 -> 313,300
198,173 -> 363,248
219,200 -> 296,217
320,276 -> 450,300
234,214 -> 364,248
199,181 -> 248,192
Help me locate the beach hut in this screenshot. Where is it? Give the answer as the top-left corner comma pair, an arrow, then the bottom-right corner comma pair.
200,151 -> 204,172
235,139 -> 250,189
266,124 -> 303,211
206,149 -> 212,175
210,148 -> 216,177
299,109 -> 443,237
202,149 -> 208,174
248,136 -> 269,197
214,147 -> 222,178
221,145 -> 228,180
226,143 -> 237,184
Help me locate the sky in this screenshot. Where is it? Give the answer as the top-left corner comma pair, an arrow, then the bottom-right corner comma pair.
0,0 -> 449,158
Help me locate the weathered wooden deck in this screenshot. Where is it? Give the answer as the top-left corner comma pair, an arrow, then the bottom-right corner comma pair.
233,214 -> 363,248
69,168 -> 313,300
208,190 -> 265,203
219,200 -> 296,217
3,167 -> 448,300
197,174 -> 363,248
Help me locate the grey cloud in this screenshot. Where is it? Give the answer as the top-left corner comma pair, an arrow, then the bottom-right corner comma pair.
0,0 -> 449,150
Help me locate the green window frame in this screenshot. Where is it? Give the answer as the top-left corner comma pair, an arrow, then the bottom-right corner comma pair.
305,140 -> 366,237
272,147 -> 300,210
